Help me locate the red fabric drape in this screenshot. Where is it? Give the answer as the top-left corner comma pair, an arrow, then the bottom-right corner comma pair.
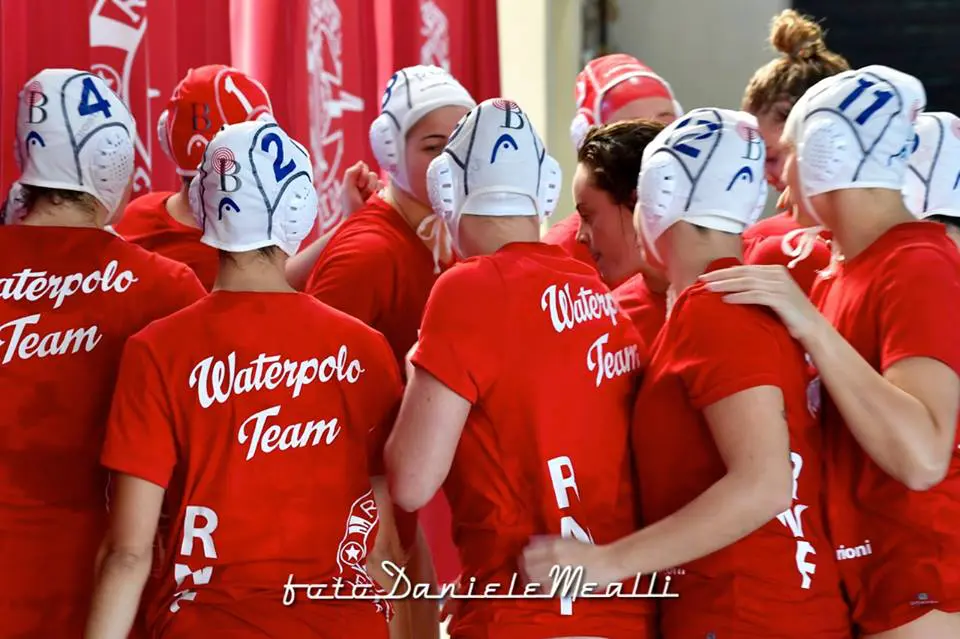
1,0 -> 92,199
383,0 -> 501,101
231,0 -> 380,241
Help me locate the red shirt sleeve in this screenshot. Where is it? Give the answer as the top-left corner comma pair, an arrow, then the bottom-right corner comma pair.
674,293 -> 787,409
879,246 -> 960,374
744,235 -> 831,295
306,233 -> 393,325
364,332 -> 404,476
411,260 -> 503,403
100,336 -> 177,488
166,265 -> 207,310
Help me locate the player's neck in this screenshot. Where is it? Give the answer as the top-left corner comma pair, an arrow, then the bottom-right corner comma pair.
384,185 -> 433,231
457,216 -> 540,257
166,189 -> 199,229
214,253 -> 296,293
820,190 -> 915,261
20,202 -> 101,229
668,234 -> 743,292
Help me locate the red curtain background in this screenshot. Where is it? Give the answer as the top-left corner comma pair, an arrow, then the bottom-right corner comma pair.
1,0 -> 499,235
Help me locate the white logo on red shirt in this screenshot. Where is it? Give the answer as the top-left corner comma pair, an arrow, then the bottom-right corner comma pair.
586,333 -> 642,387
0,261 -> 139,309
419,0 -> 451,71
237,404 -> 341,462
189,347 -> 365,409
540,282 -> 619,334
0,260 -> 139,365
336,490 -> 393,618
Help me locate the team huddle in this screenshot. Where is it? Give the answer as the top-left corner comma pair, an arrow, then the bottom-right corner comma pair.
3,8 -> 960,639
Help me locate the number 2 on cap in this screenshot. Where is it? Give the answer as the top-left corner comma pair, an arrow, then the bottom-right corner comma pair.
838,78 -> 894,125
77,77 -> 112,119
261,132 -> 295,182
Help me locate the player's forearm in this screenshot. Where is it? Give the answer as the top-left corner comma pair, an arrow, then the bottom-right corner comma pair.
603,470 -> 790,582
85,547 -> 152,639
284,227 -> 337,290
802,314 -> 946,490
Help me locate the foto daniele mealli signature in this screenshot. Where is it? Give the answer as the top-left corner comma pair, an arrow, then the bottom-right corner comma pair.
282,560 -> 679,606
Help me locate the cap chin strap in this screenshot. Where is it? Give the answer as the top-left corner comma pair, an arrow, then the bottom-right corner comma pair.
415,213 -> 451,274
665,285 -> 678,320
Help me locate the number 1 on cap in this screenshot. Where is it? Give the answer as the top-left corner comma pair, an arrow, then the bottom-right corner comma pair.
77,77 -> 112,119
224,75 -> 254,116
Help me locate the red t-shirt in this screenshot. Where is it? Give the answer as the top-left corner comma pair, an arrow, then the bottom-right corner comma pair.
303,193 -> 458,580
101,291 -> 400,637
811,222 -> 960,635
742,211 -> 801,243
541,214 -> 597,271
305,194 -> 440,366
744,232 -> 832,295
633,257 -> 850,639
612,272 -> 667,354
0,225 -> 205,637
412,242 -> 654,639
115,192 -> 220,291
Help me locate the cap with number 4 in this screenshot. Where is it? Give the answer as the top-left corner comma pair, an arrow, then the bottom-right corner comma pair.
159,65 -> 274,177
11,68 -> 135,222
189,120 -> 317,256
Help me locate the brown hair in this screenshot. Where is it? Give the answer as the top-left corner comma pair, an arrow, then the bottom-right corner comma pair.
18,184 -> 100,215
743,9 -> 850,115
577,118 -> 665,209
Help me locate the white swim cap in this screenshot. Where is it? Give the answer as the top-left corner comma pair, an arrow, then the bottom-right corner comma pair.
189,120 -> 318,256
9,69 -> 135,224
369,65 -> 476,195
636,108 -> 767,264
426,98 -> 562,255
784,65 -> 925,205
904,112 -> 960,220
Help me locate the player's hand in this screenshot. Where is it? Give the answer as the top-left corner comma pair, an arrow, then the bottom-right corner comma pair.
521,536 -> 621,591
341,161 -> 383,217
699,264 -> 826,345
777,185 -> 793,213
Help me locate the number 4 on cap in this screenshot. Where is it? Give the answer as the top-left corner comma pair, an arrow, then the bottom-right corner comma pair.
77,77 -> 113,119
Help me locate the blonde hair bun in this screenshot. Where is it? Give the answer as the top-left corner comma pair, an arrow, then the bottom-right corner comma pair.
770,9 -> 825,60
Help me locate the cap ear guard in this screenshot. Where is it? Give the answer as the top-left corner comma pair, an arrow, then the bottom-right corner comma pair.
796,115 -> 858,196
369,111 -> 404,189
570,111 -> 593,150
538,155 -> 562,217
157,108 -> 173,163
636,152 -> 682,264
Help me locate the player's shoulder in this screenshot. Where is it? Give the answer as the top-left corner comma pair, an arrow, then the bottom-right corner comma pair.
114,191 -> 175,235
878,225 -> 960,275
111,236 -> 201,285
681,280 -> 787,340
298,293 -> 393,349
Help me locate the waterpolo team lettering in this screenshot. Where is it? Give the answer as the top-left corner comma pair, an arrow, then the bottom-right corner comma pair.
540,282 -> 639,387
189,347 -> 365,462
0,261 -> 139,365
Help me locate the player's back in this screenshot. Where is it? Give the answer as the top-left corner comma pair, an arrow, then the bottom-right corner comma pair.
120,291 -> 398,633
0,224 -> 204,635
437,242 -> 650,636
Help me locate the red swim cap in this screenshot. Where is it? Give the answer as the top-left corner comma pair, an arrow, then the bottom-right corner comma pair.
570,54 -> 681,149
158,65 -> 274,176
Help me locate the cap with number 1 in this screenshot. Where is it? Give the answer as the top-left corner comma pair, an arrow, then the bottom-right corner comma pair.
158,65 -> 274,177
